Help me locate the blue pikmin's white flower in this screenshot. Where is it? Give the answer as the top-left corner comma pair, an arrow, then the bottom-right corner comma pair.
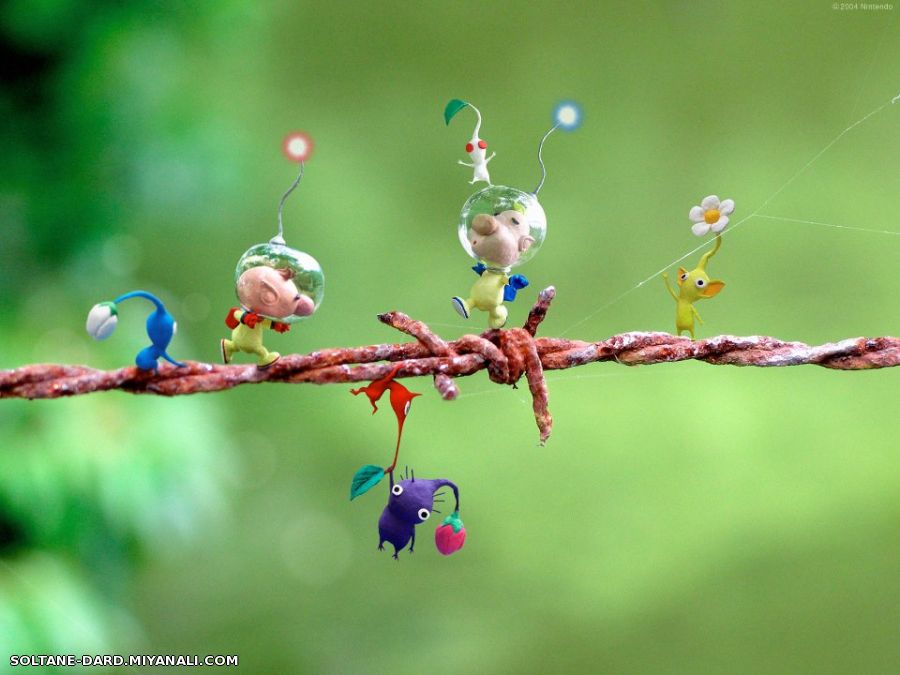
86,302 -> 118,340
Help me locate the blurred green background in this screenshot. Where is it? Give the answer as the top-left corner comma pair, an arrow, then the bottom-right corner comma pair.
1,1 -> 898,672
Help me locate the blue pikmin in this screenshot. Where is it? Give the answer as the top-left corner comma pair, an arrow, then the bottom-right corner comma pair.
87,291 -> 185,372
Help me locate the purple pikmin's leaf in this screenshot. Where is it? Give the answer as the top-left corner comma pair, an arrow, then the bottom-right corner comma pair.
350,465 -> 384,500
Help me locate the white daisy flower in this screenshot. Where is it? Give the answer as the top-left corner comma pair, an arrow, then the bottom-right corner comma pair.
689,195 -> 734,236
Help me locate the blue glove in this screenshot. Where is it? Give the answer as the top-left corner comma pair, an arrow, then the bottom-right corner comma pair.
503,274 -> 529,302
472,263 -> 487,276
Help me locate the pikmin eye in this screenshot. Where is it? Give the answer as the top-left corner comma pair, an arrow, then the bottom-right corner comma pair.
695,279 -> 706,287
465,142 -> 474,153
392,484 -> 403,496
679,273 -> 688,281
478,140 -> 487,149
417,508 -> 430,521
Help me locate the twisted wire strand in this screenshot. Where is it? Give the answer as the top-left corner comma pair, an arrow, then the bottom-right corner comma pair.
2,288 -> 898,443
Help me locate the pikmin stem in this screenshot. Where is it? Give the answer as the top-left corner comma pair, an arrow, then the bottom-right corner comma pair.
385,427 -> 403,474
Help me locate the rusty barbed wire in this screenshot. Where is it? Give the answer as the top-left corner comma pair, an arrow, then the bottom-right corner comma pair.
2,287 -> 898,443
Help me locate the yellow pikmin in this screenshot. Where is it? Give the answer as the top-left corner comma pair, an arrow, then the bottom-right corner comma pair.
662,234 -> 725,339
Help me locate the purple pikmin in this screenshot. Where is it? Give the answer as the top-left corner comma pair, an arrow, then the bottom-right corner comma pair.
378,469 -> 460,560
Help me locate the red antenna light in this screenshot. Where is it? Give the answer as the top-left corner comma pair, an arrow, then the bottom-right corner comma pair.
282,131 -> 314,162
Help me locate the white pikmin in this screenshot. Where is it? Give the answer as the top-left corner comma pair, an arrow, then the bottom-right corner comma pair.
456,103 -> 495,185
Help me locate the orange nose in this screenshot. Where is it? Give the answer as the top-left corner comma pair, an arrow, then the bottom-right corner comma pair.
471,214 -> 498,236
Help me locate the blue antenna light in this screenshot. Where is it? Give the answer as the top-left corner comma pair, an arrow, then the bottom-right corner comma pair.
554,101 -> 583,132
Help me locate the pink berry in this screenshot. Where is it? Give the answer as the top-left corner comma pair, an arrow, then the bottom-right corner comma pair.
435,521 -> 466,555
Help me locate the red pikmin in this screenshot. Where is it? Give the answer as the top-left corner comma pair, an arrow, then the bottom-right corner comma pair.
350,365 -> 421,473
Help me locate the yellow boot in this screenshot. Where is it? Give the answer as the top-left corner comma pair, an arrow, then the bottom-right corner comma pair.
488,304 -> 508,329
221,339 -> 235,364
257,349 -> 280,369
451,296 -> 471,319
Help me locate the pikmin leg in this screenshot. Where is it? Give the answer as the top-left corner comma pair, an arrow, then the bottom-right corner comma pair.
161,351 -> 185,367
135,345 -> 160,372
